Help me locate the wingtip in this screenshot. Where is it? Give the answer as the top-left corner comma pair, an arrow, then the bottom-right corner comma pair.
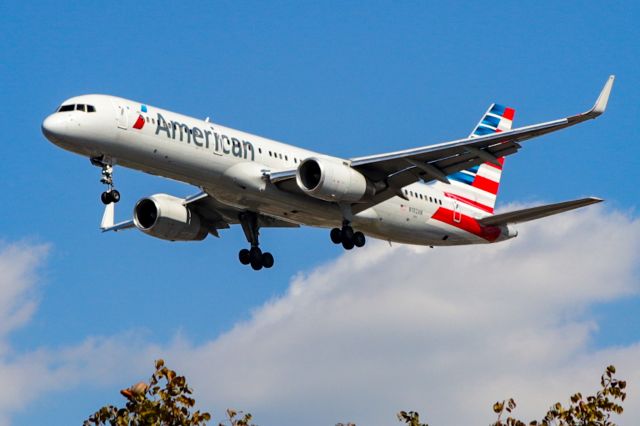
592,75 -> 615,115
587,196 -> 605,203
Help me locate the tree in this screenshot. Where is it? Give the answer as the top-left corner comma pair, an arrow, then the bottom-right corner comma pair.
84,359 -> 252,426
86,362 -> 625,425
489,365 -> 626,426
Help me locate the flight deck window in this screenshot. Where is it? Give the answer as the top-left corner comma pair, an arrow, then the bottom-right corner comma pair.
76,104 -> 86,112
87,105 -> 96,112
59,104 -> 74,112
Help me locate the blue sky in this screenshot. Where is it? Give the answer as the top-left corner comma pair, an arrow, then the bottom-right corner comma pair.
0,2 -> 639,425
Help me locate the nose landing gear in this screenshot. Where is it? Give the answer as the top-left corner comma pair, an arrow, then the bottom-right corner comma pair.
238,212 -> 275,271
91,157 -> 120,205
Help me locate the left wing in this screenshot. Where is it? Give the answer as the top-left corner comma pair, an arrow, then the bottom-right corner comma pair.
100,191 -> 298,234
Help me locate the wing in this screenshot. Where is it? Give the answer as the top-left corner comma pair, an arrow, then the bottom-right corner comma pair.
268,76 -> 614,213
348,75 -> 614,212
101,191 -> 299,235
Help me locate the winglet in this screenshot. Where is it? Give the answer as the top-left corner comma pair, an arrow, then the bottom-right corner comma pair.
591,75 -> 615,116
100,202 -> 115,230
100,202 -> 135,232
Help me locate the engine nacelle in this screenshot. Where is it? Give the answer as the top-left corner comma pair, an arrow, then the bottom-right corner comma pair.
133,194 -> 208,241
296,157 -> 375,202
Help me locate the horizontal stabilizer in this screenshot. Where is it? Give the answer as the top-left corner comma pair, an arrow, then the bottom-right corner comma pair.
478,197 -> 603,226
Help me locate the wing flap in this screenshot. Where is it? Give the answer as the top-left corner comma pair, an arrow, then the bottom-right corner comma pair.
478,197 -> 603,226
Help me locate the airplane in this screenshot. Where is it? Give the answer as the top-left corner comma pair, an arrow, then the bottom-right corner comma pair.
42,76 -> 614,271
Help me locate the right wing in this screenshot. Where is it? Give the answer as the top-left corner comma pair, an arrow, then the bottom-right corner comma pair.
478,197 -> 603,226
348,76 -> 614,212
266,76 -> 614,213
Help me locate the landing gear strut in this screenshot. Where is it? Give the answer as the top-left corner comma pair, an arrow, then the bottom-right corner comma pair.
91,157 -> 120,205
330,220 -> 366,250
238,212 -> 274,271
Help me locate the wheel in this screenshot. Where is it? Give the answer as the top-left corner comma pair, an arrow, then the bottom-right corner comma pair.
261,252 -> 274,268
342,238 -> 355,250
330,228 -> 342,244
341,226 -> 354,242
249,246 -> 262,264
250,259 -> 263,270
353,231 -> 366,248
238,249 -> 251,265
110,189 -> 121,203
101,191 -> 111,205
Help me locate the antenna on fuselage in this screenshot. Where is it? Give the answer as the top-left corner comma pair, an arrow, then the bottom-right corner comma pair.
205,117 -> 210,122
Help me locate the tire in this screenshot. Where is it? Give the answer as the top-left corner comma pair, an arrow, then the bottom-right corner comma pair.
250,259 -> 263,270
330,228 -> 342,244
110,190 -> 121,203
101,191 -> 111,205
342,238 -> 355,250
353,231 -> 366,248
238,249 -> 251,265
341,226 -> 354,242
262,252 -> 274,268
249,246 -> 262,264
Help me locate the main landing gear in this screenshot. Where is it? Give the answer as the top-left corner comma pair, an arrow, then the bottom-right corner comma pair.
91,157 -> 120,205
330,222 -> 366,250
238,212 -> 274,271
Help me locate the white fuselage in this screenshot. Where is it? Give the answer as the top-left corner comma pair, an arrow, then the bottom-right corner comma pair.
42,94 -> 511,246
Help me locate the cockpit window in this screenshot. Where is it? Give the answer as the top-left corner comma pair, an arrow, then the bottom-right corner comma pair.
57,104 -> 96,113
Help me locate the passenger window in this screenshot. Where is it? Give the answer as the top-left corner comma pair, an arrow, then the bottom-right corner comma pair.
152,118 -> 155,124
145,116 -> 149,123
294,158 -> 298,163
419,194 -> 423,200
87,105 -> 96,112
59,104 -> 74,112
285,155 -> 288,161
279,153 -> 283,159
258,148 -> 262,154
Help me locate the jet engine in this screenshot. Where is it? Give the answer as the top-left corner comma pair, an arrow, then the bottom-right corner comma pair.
133,194 -> 208,241
296,157 -> 375,202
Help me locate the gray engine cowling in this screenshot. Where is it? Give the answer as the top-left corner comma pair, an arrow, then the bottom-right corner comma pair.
295,157 -> 375,202
133,194 -> 208,241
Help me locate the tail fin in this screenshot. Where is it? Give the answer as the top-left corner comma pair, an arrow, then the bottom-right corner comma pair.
434,103 -> 515,215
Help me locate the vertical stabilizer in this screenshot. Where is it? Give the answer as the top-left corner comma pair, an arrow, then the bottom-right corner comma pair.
434,103 -> 515,215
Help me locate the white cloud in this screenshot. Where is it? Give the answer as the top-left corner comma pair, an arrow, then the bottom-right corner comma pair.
159,206 -> 640,425
0,242 -> 156,425
1,206 -> 640,426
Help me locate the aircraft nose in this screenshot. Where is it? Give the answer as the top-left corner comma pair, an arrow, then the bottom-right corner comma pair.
41,113 -> 67,141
